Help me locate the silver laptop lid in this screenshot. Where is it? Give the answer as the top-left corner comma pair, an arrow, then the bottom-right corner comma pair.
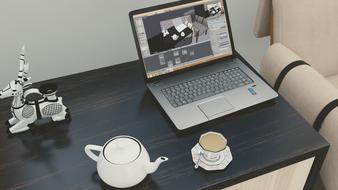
130,0 -> 234,80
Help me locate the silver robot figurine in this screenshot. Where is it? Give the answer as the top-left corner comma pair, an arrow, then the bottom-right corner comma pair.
0,46 -> 70,134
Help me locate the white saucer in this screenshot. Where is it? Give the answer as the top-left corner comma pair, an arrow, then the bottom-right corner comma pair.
191,143 -> 232,171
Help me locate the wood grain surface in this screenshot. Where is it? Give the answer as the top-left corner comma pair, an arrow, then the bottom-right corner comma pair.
0,60 -> 329,190
224,157 -> 314,190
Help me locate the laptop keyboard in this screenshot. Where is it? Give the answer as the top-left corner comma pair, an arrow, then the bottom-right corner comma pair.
161,67 -> 254,108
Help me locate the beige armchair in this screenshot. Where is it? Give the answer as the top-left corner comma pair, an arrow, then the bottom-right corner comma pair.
255,0 -> 338,189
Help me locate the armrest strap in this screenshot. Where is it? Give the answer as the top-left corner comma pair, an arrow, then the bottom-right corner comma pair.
274,60 -> 310,91
314,99 -> 338,131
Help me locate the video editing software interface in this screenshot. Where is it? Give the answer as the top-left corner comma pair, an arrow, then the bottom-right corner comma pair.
133,0 -> 233,78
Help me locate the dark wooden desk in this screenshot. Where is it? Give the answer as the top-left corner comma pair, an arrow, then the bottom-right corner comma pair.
0,60 -> 329,190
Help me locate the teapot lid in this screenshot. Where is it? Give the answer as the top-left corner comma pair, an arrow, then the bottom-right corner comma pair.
103,136 -> 141,165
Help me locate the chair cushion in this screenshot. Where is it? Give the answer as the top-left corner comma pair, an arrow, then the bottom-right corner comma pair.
272,0 -> 338,77
327,75 -> 338,89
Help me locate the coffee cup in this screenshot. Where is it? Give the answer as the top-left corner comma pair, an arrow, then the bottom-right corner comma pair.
194,131 -> 227,168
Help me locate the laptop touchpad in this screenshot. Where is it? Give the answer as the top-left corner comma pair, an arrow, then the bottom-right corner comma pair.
198,96 -> 234,118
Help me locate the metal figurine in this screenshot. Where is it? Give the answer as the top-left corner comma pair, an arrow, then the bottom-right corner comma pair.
0,46 -> 70,134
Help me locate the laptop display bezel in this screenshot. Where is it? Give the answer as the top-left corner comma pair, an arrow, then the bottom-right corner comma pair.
129,0 -> 236,83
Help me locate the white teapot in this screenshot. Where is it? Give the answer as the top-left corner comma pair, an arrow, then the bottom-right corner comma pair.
85,135 -> 168,188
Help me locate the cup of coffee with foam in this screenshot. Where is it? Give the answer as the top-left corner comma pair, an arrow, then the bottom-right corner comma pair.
199,131 -> 227,158
192,131 -> 232,170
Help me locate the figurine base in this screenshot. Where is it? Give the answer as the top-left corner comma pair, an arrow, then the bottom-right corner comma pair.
7,108 -> 71,134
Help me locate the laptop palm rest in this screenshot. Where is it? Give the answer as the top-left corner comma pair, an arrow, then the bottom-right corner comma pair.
198,96 -> 234,119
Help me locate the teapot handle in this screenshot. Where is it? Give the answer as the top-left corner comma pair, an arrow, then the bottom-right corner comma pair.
85,145 -> 103,162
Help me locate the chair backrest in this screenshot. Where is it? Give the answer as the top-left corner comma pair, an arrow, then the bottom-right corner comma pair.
255,0 -> 338,77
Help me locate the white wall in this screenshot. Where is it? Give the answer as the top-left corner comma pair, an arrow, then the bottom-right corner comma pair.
227,0 -> 270,70
0,0 -> 269,87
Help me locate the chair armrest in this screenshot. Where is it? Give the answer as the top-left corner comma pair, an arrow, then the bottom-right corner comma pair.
260,43 -> 303,87
261,44 -> 338,190
260,43 -> 338,126
320,107 -> 338,190
254,0 -> 272,38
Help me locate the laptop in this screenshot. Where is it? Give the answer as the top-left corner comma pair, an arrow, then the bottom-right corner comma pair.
129,0 -> 278,130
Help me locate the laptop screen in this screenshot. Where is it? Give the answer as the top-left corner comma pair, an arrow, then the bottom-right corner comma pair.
132,0 -> 233,79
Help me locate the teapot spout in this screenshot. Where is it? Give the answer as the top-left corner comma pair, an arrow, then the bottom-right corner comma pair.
146,156 -> 168,174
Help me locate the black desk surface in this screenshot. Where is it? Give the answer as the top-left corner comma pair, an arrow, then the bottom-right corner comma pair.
0,59 -> 329,190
